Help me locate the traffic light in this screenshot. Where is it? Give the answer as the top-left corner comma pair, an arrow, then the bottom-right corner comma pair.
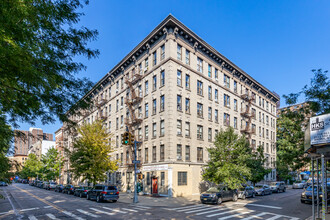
129,133 -> 135,145
121,132 -> 129,145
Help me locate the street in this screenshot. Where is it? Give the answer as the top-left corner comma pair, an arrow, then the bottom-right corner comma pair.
0,183 -> 311,220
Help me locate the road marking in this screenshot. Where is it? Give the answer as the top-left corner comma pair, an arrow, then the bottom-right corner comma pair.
131,207 -> 148,211
217,211 -> 253,220
28,216 -> 38,220
134,205 -> 150,209
206,209 -> 243,218
53,200 -> 66,203
122,208 -> 138,212
21,208 -> 39,212
90,208 -> 115,216
3,188 -> 23,219
62,211 -> 85,220
77,209 -> 100,218
45,214 -> 59,219
185,206 -> 216,213
0,210 -> 14,215
44,206 -> 52,209
102,207 -> 127,214
266,215 -> 283,220
177,205 -> 208,212
165,204 -> 204,210
235,203 -> 282,210
195,207 -> 228,215
241,212 -> 269,220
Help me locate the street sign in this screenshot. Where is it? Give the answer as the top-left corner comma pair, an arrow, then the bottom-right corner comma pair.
132,160 -> 140,164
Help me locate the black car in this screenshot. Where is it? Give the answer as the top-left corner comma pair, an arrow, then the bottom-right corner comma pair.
54,184 -> 64,192
301,184 -> 330,204
238,186 -> 256,199
62,184 -> 76,195
74,186 -> 92,198
200,186 -> 238,204
86,185 -> 119,203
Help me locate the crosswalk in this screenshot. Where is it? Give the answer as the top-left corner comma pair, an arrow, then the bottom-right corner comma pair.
24,205 -> 150,220
165,204 -> 300,220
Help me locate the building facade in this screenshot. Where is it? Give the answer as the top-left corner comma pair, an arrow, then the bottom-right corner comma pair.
63,15 -> 279,197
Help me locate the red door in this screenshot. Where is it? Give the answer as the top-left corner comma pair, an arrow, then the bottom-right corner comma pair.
152,178 -> 158,194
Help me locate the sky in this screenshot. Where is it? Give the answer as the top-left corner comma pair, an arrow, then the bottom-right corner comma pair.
18,0 -> 330,137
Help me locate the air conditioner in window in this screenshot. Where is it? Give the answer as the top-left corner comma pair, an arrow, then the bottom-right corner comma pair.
177,155 -> 182,160
144,67 -> 148,72
116,89 -> 119,93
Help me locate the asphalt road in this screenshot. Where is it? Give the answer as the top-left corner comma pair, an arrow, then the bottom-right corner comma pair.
0,183 -> 311,220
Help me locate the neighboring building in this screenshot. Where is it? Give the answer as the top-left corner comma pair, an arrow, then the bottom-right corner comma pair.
62,15 -> 279,197
28,140 -> 55,158
8,156 -> 27,173
55,128 -> 65,184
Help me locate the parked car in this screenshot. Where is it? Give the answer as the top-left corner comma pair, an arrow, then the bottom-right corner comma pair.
255,184 -> 272,196
293,180 -> 307,189
270,181 -> 286,193
86,185 -> 119,203
301,184 -> 330,203
47,182 -> 57,190
37,181 -> 44,188
238,186 -> 256,199
62,184 -> 76,195
55,184 -> 64,193
43,182 -> 50,190
29,180 -> 36,186
74,186 -> 92,198
22,179 -> 29,184
0,181 -> 8,186
200,186 -> 238,204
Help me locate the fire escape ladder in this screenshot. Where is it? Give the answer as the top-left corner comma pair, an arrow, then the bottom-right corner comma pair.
240,93 -> 255,137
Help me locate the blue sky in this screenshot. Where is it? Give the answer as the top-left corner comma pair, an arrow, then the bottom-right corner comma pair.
18,0 -> 330,137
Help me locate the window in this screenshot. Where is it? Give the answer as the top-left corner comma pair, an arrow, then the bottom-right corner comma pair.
152,146 -> 156,162
234,81 -> 237,93
161,172 -> 165,186
266,129 -> 269,139
120,115 -> 123,127
152,123 -> 156,138
197,80 -> 203,96
224,74 -> 230,88
138,85 -> 142,97
197,103 -> 203,118
177,70 -> 182,86
160,145 -> 165,162
177,44 -> 182,60
161,44 -> 165,60
152,99 -> 156,115
178,172 -> 187,186
266,115 -> 269,125
224,113 -> 230,126
160,95 -> 165,112
215,68 -> 218,80
185,98 -> 190,113
224,94 -> 230,107
208,128 -> 212,142
145,103 -> 149,118
139,63 -> 142,74
116,99 -> 119,112
252,124 -> 256,134
109,87 -> 112,98
208,107 -> 212,121
234,117 -> 237,129
252,139 -> 256,149
259,112 -> 261,122
153,75 -> 157,91
185,145 -> 190,161
197,147 -> 203,162
116,81 -> 119,91
177,144 -> 182,160
197,57 -> 203,73
145,148 -> 148,163
116,135 -> 119,147
121,97 -> 124,107
177,95 -> 182,111
208,65 -> 212,77
234,99 -> 237,111
121,78 -> 124,89
252,108 -> 256,119
215,109 -> 218,123
177,120 -> 182,136
120,153 -> 123,165
160,70 -> 165,87
208,86 -> 212,100
215,89 -> 218,102
185,74 -> 190,89
145,81 -> 149,95
185,50 -> 190,65
145,126 -> 149,140
262,113 -> 265,124
160,120 -> 165,136
153,51 -> 157,66
185,122 -> 190,137
116,117 -> 119,129
197,125 -> 203,140
145,58 -> 149,69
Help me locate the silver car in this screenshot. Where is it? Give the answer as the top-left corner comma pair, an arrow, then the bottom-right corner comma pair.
293,181 -> 307,189
255,184 -> 272,196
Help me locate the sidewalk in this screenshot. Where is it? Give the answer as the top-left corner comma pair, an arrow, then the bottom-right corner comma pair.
118,193 -> 200,207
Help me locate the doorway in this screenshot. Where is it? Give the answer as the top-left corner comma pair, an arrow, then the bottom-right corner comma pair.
152,177 -> 158,194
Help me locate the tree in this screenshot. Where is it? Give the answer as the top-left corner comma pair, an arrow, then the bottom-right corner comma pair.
19,153 -> 42,179
203,127 -> 252,189
68,120 -> 118,185
247,146 -> 272,186
41,147 -> 64,181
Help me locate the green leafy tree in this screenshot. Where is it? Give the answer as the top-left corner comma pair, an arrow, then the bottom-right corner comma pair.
203,127 -> 252,189
42,147 -> 64,181
19,153 -> 42,179
68,120 -> 118,185
247,146 -> 272,186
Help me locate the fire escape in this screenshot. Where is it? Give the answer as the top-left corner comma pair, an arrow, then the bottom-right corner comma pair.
124,67 -> 143,170
96,96 -> 108,121
240,92 -> 256,138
